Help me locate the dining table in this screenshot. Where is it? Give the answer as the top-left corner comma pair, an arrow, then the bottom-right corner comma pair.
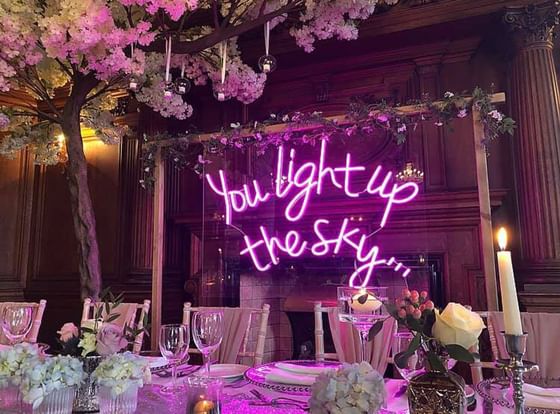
142,368 -> 512,414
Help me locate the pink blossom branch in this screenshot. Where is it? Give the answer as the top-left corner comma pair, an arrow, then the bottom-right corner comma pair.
143,0 -> 304,54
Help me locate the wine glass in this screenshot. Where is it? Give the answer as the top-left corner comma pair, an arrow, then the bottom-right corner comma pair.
337,286 -> 387,362
1,305 -> 33,344
392,331 -> 426,382
192,310 -> 224,376
159,324 -> 190,393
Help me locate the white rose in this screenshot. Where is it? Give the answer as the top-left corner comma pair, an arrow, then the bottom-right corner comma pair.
432,302 -> 485,349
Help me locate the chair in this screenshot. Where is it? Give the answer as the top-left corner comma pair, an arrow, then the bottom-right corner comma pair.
314,301 -> 396,374
0,300 -> 47,344
182,302 -> 270,366
486,311 -> 560,380
81,298 -> 150,354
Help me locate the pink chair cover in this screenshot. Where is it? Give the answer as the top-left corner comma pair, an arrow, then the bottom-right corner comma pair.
488,312 -> 560,379
328,308 -> 396,374
216,308 -> 252,364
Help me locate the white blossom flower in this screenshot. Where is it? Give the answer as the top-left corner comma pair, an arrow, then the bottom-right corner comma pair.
19,355 -> 84,409
93,352 -> 149,397
444,91 -> 454,98
0,343 -> 41,387
457,109 -> 468,118
488,109 -> 503,121
309,362 -> 386,414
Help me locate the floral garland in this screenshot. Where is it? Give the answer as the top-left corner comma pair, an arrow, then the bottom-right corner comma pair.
141,87 -> 515,189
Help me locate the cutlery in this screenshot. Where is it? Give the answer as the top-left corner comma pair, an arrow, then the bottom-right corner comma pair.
249,389 -> 308,410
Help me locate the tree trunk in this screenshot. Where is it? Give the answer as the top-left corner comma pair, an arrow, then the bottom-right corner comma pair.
61,73 -> 101,299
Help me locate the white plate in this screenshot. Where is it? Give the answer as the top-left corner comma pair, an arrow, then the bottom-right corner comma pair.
193,364 -> 249,379
143,356 -> 168,370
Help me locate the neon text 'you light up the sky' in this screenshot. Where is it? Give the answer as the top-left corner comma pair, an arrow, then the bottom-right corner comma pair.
205,140 -> 420,288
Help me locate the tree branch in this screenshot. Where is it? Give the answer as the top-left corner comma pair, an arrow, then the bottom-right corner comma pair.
143,1 -> 304,54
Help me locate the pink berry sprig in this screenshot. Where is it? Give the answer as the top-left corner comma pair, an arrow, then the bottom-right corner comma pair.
395,289 -> 434,320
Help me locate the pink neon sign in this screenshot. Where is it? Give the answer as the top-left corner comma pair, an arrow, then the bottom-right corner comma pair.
205,140 -> 419,288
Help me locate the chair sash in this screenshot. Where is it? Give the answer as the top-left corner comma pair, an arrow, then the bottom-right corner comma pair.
327,308 -> 396,373
488,312 -> 560,380
216,308 -> 252,364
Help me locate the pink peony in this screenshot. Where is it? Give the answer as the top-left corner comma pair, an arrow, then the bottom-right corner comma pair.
57,322 -> 79,342
95,323 -> 128,356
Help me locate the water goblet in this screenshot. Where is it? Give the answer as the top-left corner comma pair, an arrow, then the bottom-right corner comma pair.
337,286 -> 387,362
1,305 -> 33,344
159,324 -> 190,393
392,331 -> 426,382
192,310 -> 224,376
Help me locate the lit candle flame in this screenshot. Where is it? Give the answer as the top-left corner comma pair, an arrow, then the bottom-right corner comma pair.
497,227 -> 508,251
57,134 -> 65,145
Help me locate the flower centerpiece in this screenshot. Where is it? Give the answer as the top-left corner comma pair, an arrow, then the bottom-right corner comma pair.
371,289 -> 485,414
309,362 -> 386,414
56,289 -> 149,412
0,343 -> 42,408
20,355 -> 84,413
93,352 -> 150,414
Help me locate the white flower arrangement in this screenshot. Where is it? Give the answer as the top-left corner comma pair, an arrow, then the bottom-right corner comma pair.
309,362 -> 386,414
20,355 -> 84,409
0,343 -> 41,387
93,352 -> 150,397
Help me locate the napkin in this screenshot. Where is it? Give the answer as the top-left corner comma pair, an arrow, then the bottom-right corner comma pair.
275,362 -> 334,376
520,383 -> 560,410
265,368 -> 317,386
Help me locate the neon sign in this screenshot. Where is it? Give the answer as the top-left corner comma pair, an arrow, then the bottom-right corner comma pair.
205,140 -> 419,288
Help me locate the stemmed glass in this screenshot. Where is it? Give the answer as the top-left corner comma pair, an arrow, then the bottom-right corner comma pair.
192,310 -> 224,376
1,305 -> 33,344
337,286 -> 387,362
392,331 -> 426,382
159,324 -> 190,393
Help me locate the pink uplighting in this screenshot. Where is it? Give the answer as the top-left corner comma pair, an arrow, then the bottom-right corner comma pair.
205,140 -> 420,287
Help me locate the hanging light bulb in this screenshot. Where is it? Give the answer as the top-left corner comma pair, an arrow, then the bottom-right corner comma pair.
258,54 -> 277,74
258,22 -> 277,73
214,41 -> 229,102
213,82 -> 228,102
174,62 -> 191,95
163,36 -> 173,98
129,76 -> 138,91
164,81 -> 174,98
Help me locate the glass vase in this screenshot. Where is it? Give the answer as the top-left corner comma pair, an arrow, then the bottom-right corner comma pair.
73,355 -> 103,412
98,384 -> 138,414
407,369 -> 466,414
0,384 -> 23,412
33,387 -> 75,414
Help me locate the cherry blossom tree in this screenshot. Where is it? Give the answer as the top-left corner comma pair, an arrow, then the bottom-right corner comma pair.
0,0 -> 397,299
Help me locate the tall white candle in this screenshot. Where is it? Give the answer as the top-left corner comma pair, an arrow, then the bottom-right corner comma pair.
496,228 -> 523,335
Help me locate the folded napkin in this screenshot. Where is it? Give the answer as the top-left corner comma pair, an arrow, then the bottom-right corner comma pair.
265,368 -> 317,386
275,362 -> 334,376
518,384 -> 560,410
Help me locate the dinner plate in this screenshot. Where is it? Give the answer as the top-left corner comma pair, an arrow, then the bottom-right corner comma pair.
244,360 -> 341,395
193,364 -> 250,379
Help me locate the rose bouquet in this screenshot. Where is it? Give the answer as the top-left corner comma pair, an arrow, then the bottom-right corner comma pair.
93,352 -> 150,396
58,289 -> 148,357
370,289 -> 485,372
309,362 -> 386,414
19,355 -> 84,409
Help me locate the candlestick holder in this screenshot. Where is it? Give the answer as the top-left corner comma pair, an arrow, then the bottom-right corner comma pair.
496,332 -> 539,414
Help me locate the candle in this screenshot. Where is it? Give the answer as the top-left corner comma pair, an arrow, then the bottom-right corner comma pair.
263,62 -> 271,73
496,228 -> 523,335
193,399 -> 215,414
350,289 -> 382,313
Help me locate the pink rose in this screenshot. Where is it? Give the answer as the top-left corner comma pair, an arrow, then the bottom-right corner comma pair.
57,323 -> 79,342
95,323 -> 128,356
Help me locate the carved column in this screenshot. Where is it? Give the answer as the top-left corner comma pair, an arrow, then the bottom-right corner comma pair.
505,1 -> 560,285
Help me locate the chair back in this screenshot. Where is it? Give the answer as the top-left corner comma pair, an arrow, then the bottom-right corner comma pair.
487,311 -> 560,380
315,301 -> 396,374
182,303 -> 270,366
0,300 -> 47,344
81,298 -> 150,354
313,302 -> 340,361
